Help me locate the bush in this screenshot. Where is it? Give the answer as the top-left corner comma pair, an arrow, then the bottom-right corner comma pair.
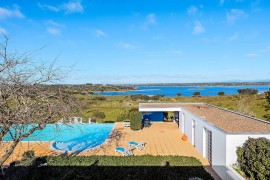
22,150 -> 35,161
130,111 -> 142,130
217,92 -> 225,96
92,96 -> 106,101
265,89 -> 270,111
152,94 -> 165,100
116,112 -> 129,122
177,92 -> 182,97
263,114 -> 270,120
130,94 -> 150,101
236,137 -> 270,180
237,88 -> 258,95
21,156 -> 213,180
193,92 -> 201,97
92,110 -> 106,119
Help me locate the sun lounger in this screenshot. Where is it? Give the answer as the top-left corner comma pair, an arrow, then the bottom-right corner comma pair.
123,122 -> 130,128
128,141 -> 145,151
115,146 -> 133,156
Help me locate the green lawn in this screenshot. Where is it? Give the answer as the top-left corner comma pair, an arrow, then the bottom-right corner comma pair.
8,155 -> 214,180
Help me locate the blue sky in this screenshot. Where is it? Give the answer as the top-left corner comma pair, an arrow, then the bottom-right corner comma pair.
1,0 -> 270,84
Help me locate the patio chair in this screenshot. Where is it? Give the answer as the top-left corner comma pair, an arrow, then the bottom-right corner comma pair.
123,122 -> 130,128
115,146 -> 133,156
128,141 -> 145,151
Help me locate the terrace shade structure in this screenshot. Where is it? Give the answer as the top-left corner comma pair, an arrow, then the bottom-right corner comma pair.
139,103 -> 270,180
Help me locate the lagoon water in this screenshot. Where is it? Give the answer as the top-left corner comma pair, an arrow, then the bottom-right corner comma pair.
95,85 -> 270,97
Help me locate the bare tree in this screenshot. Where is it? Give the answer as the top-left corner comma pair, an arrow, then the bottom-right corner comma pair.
235,95 -> 256,117
0,34 -> 74,166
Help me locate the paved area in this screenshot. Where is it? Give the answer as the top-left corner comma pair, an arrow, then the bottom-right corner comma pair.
0,122 -> 220,179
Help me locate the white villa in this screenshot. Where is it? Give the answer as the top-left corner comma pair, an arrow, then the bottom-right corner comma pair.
139,103 -> 270,180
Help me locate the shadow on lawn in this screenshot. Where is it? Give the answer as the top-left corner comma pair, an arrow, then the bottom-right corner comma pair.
1,164 -> 214,180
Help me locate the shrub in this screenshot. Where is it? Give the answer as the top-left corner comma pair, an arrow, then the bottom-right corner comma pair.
265,89 -> 270,111
236,137 -> 270,180
266,89 -> 270,104
131,94 -> 150,101
217,91 -> 225,96
193,92 -> 200,97
21,156 -> 213,179
263,114 -> 270,120
116,112 -> 129,122
177,92 -> 182,97
92,96 -> 106,101
152,94 -> 164,100
22,150 -> 35,161
130,111 -> 142,130
237,88 -> 258,95
92,110 -> 106,119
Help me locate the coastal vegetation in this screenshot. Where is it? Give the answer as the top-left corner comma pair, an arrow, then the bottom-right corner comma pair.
65,84 -> 135,94
218,91 -> 225,96
237,137 -> 270,180
192,92 -> 201,97
71,92 -> 270,123
237,88 -> 259,95
3,154 -> 214,179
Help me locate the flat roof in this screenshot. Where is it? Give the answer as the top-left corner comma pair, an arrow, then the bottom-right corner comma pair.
139,103 -> 270,134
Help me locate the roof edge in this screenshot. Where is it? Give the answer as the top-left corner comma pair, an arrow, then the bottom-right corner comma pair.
205,103 -> 270,125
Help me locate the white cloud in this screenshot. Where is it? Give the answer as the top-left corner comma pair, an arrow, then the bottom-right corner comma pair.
245,53 -> 257,58
38,1 -> 84,14
95,29 -> 107,37
47,28 -> 61,36
193,21 -> 205,34
227,9 -> 247,24
146,13 -> 156,24
187,6 -> 198,16
229,32 -> 238,41
142,13 -> 157,30
0,27 -> 7,34
117,42 -> 135,50
62,1 -> 84,14
38,3 -> 60,12
220,0 -> 225,6
45,20 -> 65,28
0,5 -> 24,19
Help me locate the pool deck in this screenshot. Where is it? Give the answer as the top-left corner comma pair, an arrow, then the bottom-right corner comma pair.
0,122 -> 220,179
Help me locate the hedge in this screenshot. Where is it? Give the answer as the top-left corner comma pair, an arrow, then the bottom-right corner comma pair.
5,156 -> 214,180
237,137 -> 270,180
130,111 -> 142,130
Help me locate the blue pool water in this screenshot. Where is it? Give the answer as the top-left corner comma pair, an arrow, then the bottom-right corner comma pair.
95,85 -> 270,97
4,124 -> 114,152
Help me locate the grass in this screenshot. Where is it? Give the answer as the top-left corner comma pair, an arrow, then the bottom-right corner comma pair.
71,94 -> 269,123
6,155 -> 214,180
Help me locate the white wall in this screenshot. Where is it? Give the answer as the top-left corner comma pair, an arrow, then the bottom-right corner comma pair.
226,134 -> 270,165
179,109 -> 227,166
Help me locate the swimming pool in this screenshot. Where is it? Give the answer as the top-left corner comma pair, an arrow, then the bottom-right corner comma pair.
3,123 -> 114,152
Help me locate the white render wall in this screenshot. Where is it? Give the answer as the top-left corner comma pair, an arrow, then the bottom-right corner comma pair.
139,104 -> 270,167
226,134 -> 270,165
180,108 -> 227,166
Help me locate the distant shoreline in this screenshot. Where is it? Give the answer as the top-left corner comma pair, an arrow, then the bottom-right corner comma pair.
119,82 -> 270,87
